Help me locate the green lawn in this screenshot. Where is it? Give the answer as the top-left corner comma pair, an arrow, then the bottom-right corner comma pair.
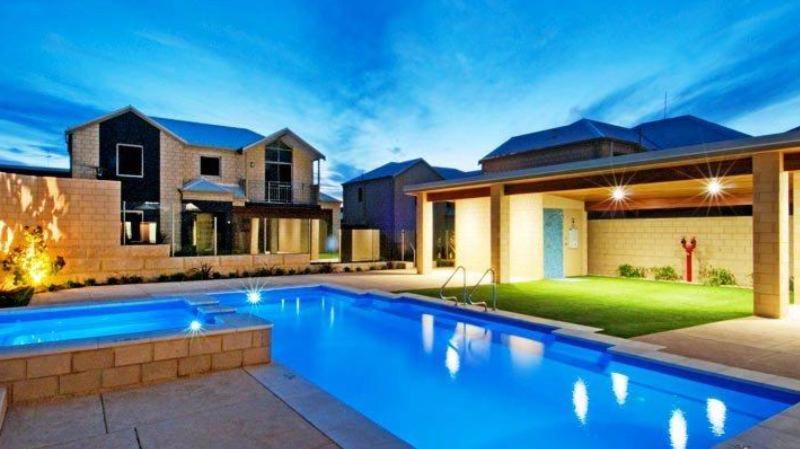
317,251 -> 340,260
404,276 -> 753,338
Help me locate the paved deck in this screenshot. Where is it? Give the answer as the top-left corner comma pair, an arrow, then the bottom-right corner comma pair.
635,310 -> 800,380
0,369 -> 338,449
33,268 -> 472,305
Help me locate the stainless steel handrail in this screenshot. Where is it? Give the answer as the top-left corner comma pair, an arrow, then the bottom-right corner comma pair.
440,266 -> 467,306
466,268 -> 497,311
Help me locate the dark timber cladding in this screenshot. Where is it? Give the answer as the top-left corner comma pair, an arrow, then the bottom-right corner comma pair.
426,187 -> 491,202
504,158 -> 752,195
99,111 -> 161,203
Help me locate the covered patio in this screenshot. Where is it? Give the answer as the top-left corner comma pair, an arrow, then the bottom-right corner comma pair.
409,133 -> 800,319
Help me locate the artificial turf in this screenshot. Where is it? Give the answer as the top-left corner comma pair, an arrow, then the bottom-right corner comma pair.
404,276 -> 752,338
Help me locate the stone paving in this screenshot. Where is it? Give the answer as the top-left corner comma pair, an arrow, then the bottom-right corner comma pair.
0,369 -> 339,449
635,311 -> 800,380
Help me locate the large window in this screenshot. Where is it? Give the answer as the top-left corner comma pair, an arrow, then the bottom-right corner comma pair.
265,144 -> 292,183
116,144 -> 143,177
200,156 -> 221,177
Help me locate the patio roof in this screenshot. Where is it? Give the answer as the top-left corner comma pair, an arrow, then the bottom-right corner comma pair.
405,130 -> 800,194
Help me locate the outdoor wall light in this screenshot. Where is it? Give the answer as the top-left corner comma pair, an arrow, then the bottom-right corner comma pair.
706,178 -> 723,196
610,186 -> 627,201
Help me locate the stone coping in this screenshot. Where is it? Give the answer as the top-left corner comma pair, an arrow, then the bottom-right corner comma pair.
247,364 -> 412,449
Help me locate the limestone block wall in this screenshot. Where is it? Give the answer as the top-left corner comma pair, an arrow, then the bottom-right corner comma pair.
0,327 -> 270,403
159,132 -> 185,248
0,172 -> 312,286
588,216 -> 761,286
454,197 -> 491,274
69,124 -> 100,179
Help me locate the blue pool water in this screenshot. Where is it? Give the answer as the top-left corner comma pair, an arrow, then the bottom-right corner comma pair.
213,286 -> 799,449
0,300 -> 205,347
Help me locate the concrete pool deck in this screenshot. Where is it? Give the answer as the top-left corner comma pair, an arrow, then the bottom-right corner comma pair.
0,366 -> 409,449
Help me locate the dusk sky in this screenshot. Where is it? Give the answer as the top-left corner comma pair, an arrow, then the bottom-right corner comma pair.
1,1 -> 799,196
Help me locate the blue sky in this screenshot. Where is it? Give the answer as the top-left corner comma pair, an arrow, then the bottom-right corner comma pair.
1,1 -> 799,196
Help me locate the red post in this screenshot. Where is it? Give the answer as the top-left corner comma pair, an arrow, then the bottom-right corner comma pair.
681,237 -> 697,282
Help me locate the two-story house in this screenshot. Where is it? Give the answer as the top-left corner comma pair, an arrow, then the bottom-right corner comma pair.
66,106 -> 332,258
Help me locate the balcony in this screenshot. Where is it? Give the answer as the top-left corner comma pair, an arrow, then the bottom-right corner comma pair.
244,180 -> 319,205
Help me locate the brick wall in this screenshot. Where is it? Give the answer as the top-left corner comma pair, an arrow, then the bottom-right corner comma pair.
588,216 -> 758,286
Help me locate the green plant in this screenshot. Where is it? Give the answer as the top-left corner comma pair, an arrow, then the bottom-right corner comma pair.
85,278 -> 97,286
0,286 -> 34,308
157,274 -> 170,282
190,263 -> 215,280
356,266 -> 363,272
211,272 -> 223,279
1,226 -> 66,287
168,272 -> 187,282
618,264 -> 646,278
274,267 -> 286,276
319,264 -> 333,274
701,266 -> 737,286
106,277 -> 119,285
650,265 -> 680,281
344,266 -> 352,273
288,268 -> 297,275
66,280 -> 84,289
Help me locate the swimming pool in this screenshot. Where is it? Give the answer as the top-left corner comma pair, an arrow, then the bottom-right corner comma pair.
214,285 -> 799,449
0,298 -> 212,348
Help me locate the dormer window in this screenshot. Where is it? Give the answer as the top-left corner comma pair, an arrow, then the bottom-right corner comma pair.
200,156 -> 221,177
116,144 -> 143,178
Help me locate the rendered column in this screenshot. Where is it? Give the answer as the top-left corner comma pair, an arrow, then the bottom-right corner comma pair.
490,185 -> 511,283
416,193 -> 434,274
793,172 -> 800,305
752,152 -> 790,318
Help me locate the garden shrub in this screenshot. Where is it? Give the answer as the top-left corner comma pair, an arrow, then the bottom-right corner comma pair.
0,286 -> 34,308
106,277 -> 119,285
701,266 -> 737,286
319,264 -> 333,274
651,265 -> 680,281
1,226 -> 65,287
85,278 -> 97,286
618,264 -> 646,278
343,266 -> 352,273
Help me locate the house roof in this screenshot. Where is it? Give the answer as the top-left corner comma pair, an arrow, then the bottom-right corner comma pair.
319,192 -> 342,203
480,115 -> 750,162
406,130 -> 800,195
433,166 -> 471,180
344,158 -> 427,184
66,106 -> 324,158
481,118 -> 644,162
343,158 -> 469,185
788,125 -> 800,133
631,115 -> 750,150
149,117 -> 264,150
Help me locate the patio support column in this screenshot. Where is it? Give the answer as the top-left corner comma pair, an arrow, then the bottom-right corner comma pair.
752,152 -> 790,318
490,184 -> 511,283
793,172 -> 800,303
310,219 -> 320,260
416,192 -> 434,274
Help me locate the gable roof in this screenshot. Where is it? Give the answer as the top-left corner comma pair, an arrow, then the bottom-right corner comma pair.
344,158 -> 428,184
788,125 -> 800,133
481,118 -> 643,162
65,105 -> 324,158
631,115 -> 750,150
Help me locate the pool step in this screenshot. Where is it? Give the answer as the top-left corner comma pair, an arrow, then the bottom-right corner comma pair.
198,305 -> 237,315
184,294 -> 220,307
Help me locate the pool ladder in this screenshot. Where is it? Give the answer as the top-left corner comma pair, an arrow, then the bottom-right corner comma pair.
439,266 -> 497,311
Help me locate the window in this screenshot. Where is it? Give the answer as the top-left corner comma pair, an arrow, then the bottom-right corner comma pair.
266,147 -> 292,183
200,156 -> 221,177
116,144 -> 143,177
357,187 -> 363,202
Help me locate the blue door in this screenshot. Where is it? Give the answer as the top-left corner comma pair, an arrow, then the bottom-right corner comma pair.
543,209 -> 564,278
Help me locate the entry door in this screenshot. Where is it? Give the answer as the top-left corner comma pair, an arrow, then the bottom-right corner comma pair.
543,209 -> 564,278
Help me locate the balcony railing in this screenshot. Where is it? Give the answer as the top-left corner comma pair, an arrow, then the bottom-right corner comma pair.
245,181 -> 319,205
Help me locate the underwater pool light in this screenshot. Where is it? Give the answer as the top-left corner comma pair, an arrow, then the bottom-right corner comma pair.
246,290 -> 262,304
189,320 -> 202,332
